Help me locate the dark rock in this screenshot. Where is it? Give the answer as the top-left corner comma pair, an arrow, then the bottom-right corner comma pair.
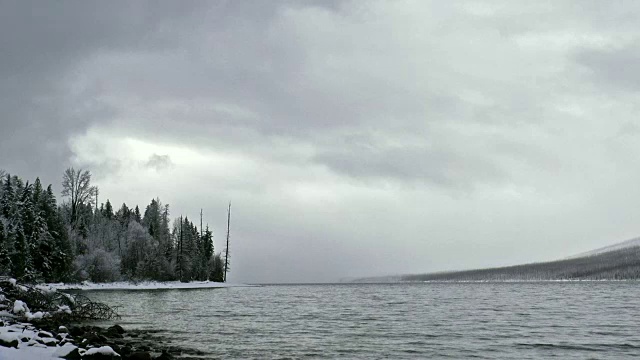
138,345 -> 150,352
58,345 -> 80,359
154,350 -> 173,360
125,352 -> 152,360
108,325 -> 125,335
0,337 -> 19,348
59,325 -> 69,333
120,345 -> 132,356
69,326 -> 84,337
107,331 -> 124,339
108,344 -> 121,353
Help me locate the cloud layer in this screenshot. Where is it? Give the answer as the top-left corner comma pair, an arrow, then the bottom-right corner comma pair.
3,1 -> 640,282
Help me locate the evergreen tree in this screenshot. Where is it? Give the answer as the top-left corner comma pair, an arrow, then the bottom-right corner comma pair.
1,174 -> 13,218
210,253 -> 225,282
0,219 -> 12,275
10,223 -> 32,281
104,199 -> 114,220
31,178 -> 53,279
134,205 -> 142,223
44,185 -> 72,281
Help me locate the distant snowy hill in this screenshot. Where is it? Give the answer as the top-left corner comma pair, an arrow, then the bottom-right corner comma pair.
567,236 -> 640,259
360,235 -> 640,282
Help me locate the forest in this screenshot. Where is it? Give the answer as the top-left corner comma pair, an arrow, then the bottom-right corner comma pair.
402,245 -> 640,282
0,168 -> 226,283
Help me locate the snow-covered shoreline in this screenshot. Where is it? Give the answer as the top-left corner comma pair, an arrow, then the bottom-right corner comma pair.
0,322 -> 80,360
48,280 -> 256,291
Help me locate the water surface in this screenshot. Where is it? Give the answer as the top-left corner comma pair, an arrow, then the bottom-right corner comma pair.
86,282 -> 640,359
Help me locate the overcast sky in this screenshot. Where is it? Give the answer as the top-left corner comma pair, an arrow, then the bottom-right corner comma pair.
2,1 -> 640,283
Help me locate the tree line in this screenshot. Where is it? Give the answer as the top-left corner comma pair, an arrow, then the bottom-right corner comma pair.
0,168 -> 227,283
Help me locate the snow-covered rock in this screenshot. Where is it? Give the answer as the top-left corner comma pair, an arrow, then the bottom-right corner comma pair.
0,333 -> 19,348
53,343 -> 78,357
12,300 -> 29,315
82,345 -> 121,357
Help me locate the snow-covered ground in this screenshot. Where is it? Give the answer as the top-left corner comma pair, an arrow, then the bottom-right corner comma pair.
0,322 -> 77,360
47,280 -> 255,291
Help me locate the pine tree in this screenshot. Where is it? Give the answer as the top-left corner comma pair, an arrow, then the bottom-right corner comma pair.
31,178 -> 53,279
0,219 -> 12,275
104,199 -> 114,220
199,225 -> 214,280
0,174 -> 13,218
44,184 -> 73,281
134,206 -> 142,223
11,223 -> 32,281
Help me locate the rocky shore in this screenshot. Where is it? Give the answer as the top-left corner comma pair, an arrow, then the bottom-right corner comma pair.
1,320 -> 210,359
0,279 -> 207,359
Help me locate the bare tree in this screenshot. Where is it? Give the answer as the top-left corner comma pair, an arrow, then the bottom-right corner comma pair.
61,167 -> 98,228
224,202 -> 230,282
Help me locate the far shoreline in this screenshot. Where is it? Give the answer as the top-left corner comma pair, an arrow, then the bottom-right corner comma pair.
47,280 -> 257,291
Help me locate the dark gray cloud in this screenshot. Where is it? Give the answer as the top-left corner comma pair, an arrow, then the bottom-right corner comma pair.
145,154 -> 174,171
3,1 -> 640,282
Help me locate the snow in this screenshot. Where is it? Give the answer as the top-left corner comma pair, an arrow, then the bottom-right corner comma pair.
0,323 -> 82,359
38,331 -> 53,338
50,280 -> 255,291
0,345 -> 57,360
56,305 -> 71,314
13,300 -> 28,315
25,311 -> 46,321
8,279 -> 16,286
0,331 -> 18,343
35,284 -> 57,295
83,345 -> 120,357
0,323 -> 60,359
53,343 -> 77,357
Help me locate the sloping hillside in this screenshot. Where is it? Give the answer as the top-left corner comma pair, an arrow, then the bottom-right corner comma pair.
401,245 -> 640,282
568,236 -> 640,259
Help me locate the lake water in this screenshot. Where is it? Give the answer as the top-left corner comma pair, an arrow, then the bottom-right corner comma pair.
86,282 -> 640,359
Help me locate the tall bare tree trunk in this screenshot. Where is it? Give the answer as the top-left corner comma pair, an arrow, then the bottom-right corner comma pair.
179,215 -> 183,281
224,202 -> 230,282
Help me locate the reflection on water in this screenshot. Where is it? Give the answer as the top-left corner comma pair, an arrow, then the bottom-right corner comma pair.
86,282 -> 640,359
